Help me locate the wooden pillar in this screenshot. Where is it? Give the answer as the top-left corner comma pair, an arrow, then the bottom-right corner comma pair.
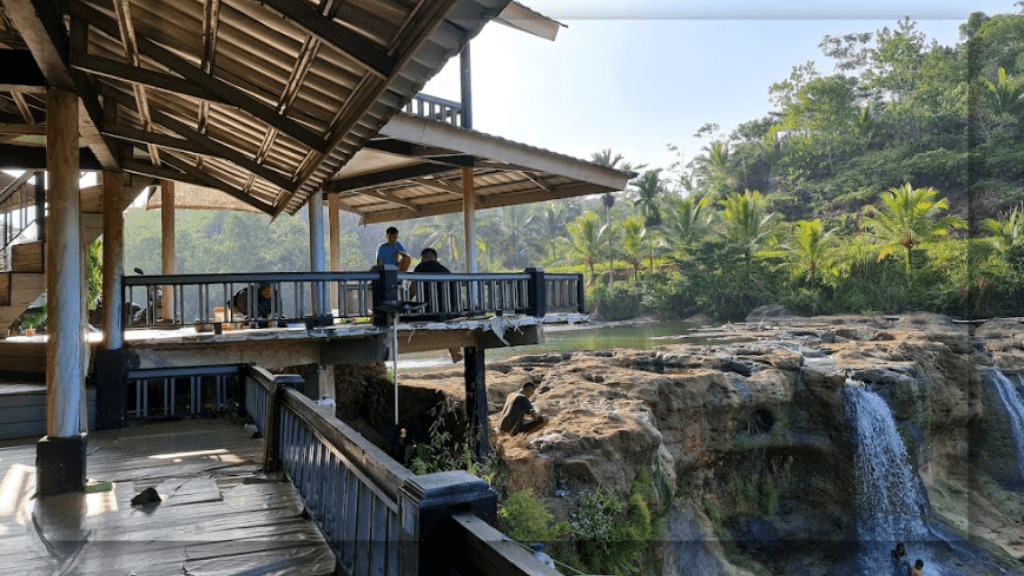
101,172 -> 124,350
464,346 -> 489,463
462,167 -> 476,273
34,171 -> 45,244
160,180 -> 174,321
38,87 -> 86,496
308,188 -> 326,317
460,44 -> 472,129
328,192 -> 340,312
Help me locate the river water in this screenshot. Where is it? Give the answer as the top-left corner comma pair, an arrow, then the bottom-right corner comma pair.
398,319 -> 705,371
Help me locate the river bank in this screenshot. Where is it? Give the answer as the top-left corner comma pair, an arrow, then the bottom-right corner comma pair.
389,312 -> 1024,575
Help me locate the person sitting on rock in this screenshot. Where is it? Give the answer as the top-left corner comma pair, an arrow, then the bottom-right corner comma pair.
499,382 -> 547,436
909,559 -> 924,576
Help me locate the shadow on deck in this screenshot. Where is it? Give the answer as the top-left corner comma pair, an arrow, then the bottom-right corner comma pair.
0,418 -> 336,575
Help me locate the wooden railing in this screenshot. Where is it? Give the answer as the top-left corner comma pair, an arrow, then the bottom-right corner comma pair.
122,269 -> 584,329
403,93 -> 464,127
125,364 -> 242,420
242,366 -> 560,576
0,170 -> 43,271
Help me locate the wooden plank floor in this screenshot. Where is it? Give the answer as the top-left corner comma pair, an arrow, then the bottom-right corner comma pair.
0,418 -> 335,575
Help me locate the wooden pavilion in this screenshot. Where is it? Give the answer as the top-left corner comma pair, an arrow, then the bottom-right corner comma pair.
0,1 -> 634,572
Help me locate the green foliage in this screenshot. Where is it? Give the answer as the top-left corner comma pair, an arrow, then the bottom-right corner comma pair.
589,282 -> 645,321
570,481 -> 654,575
406,397 -> 497,484
498,489 -> 570,545
86,238 -> 103,308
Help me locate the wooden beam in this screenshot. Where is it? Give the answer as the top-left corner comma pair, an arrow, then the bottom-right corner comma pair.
4,0 -> 119,170
358,188 -> 421,212
161,180 -> 175,320
157,154 -> 277,214
201,0 -> 221,74
324,163 -> 457,193
71,53 -> 217,102
463,166 -> 476,273
258,0 -> 396,79
68,1 -> 330,156
100,101 -> 295,192
111,0 -> 160,166
328,192 -> 340,308
12,92 -> 35,124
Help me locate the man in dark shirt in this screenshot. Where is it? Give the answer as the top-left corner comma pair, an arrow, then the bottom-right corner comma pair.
499,382 -> 547,435
230,282 -> 276,327
412,247 -> 450,273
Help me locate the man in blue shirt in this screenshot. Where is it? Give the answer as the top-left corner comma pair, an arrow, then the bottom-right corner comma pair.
375,226 -> 411,271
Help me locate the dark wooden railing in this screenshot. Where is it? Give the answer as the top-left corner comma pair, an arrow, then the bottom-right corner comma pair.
403,93 -> 464,127
122,269 -> 584,330
240,366 -> 558,576
125,364 -> 242,420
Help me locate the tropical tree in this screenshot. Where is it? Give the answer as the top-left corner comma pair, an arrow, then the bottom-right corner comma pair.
631,169 -> 664,226
532,202 -> 573,262
618,216 -> 649,282
662,195 -> 711,258
982,205 -> 1024,251
413,213 -> 483,272
564,212 -> 606,286
858,183 -> 967,274
762,219 -> 838,288
717,190 -> 778,260
480,205 -> 539,270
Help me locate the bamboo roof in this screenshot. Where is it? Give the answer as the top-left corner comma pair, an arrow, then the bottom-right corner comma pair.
0,0 -> 510,216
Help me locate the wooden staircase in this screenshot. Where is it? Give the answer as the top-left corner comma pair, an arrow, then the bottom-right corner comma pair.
0,178 -> 153,335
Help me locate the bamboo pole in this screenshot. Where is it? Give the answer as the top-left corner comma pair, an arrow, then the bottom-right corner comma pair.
328,192 -> 340,312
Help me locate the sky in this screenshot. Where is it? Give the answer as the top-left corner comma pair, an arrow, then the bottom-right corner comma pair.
422,0 -> 1022,180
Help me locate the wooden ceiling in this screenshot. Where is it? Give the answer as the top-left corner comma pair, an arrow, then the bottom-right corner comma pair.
0,0 -> 508,216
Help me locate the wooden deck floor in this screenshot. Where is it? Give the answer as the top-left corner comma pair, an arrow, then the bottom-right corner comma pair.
0,419 -> 335,575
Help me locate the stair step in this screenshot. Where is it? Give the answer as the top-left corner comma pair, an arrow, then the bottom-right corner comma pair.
11,241 -> 43,273
0,384 -> 96,439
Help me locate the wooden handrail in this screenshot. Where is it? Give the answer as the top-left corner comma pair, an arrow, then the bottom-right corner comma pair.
445,512 -> 562,576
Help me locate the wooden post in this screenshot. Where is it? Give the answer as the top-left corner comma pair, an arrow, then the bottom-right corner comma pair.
462,167 -> 476,273
39,87 -> 86,496
34,171 -> 45,244
328,192 -> 340,313
308,188 -> 326,317
160,180 -> 174,321
459,44 -> 472,130
464,346 -> 489,463
101,172 -> 124,350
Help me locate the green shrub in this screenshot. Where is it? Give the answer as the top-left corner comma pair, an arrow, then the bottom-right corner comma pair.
570,484 -> 653,575
588,283 -> 645,321
498,489 -> 570,544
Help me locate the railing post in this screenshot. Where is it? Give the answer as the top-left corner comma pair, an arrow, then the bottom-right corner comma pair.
372,265 -> 399,327
576,273 -> 586,313
464,347 -> 488,463
94,349 -> 137,430
262,374 -> 303,472
399,470 -> 497,576
525,267 -> 546,318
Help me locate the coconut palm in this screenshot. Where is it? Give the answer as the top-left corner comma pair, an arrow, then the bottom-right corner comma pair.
413,213 -> 485,272
618,216 -> 650,282
717,190 -> 777,260
859,183 -> 967,273
662,195 -> 711,257
480,205 -> 538,270
986,67 -> 1024,117
564,212 -> 606,286
762,219 -> 837,288
982,204 -> 1024,251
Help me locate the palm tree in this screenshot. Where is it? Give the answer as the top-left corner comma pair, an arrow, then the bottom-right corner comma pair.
662,195 -> 711,259
986,67 -> 1024,117
618,216 -> 649,282
480,205 -> 538,270
982,204 -> 1024,251
413,213 -> 482,272
859,183 -> 967,274
763,219 -> 837,288
564,212 -> 606,286
717,190 -> 777,260
631,169 -> 664,226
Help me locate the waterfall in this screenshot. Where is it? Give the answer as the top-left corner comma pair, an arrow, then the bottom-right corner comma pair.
842,382 -> 929,543
985,369 -> 1024,485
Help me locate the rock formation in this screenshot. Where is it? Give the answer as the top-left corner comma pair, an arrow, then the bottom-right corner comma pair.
392,312 -> 1024,575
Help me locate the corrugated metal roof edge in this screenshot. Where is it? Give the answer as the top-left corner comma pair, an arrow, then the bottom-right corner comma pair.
384,112 -> 638,182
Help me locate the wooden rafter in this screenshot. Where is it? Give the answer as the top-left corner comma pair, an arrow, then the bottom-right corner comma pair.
257,0 -> 395,79
0,122 -> 45,134
517,171 -> 551,193
409,176 -> 462,196
358,188 -> 421,213
324,163 -> 457,193
278,36 -> 321,115
284,0 -> 460,214
2,0 -> 119,170
11,92 -> 33,123
197,0 -> 220,135
112,0 -> 160,166
69,1 -> 330,156
124,152 -> 276,214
